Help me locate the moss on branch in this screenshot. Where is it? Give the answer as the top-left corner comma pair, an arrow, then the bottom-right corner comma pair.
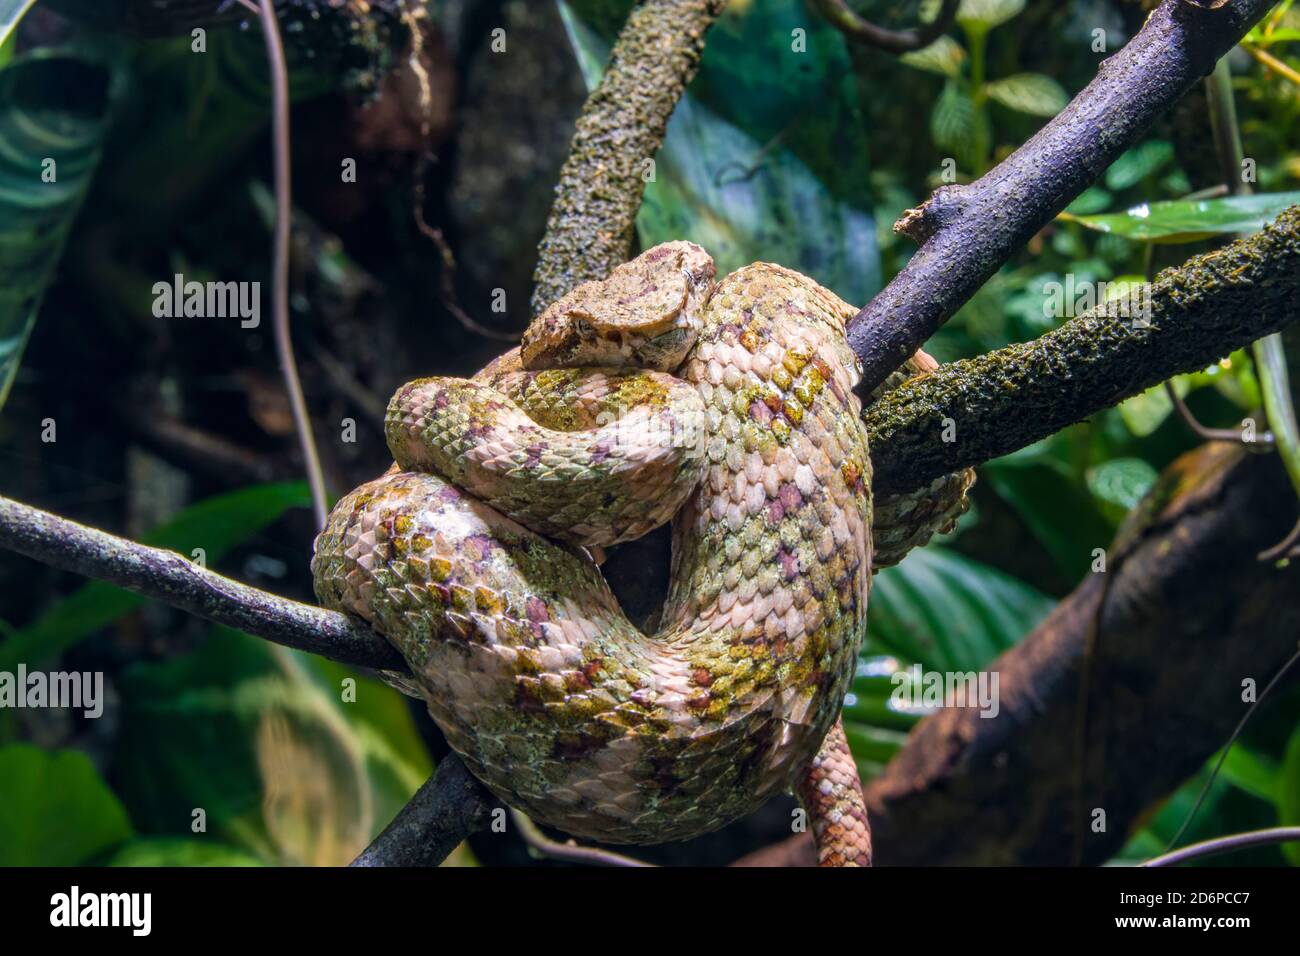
866,204 -> 1300,496
531,0 -> 727,315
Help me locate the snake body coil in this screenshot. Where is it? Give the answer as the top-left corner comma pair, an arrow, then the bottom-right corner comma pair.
313,243 -> 959,847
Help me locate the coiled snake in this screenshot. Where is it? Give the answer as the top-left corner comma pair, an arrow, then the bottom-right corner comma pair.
312,242 -> 970,865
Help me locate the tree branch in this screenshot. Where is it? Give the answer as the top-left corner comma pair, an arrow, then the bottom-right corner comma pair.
349,754 -> 492,867
865,442 -> 1300,865
847,0 -> 1279,393
530,0 -> 728,314
865,203 -> 1300,496
812,0 -> 959,54
0,494 -> 405,672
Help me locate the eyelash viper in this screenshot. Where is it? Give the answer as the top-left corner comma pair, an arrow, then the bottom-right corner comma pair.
312,242 -> 971,865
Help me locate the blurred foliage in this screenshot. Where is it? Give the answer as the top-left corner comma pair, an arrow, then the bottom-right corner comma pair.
115,627 -> 431,866
0,47 -> 116,410
0,0 -> 1298,867
0,482 -> 313,671
561,0 -> 881,304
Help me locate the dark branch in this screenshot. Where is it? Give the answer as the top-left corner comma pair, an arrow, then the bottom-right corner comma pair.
530,0 -> 728,314
865,443 -> 1300,865
0,494 -> 405,672
866,204 -> 1300,496
350,755 -> 493,867
812,0 -> 959,54
847,0 -> 1279,393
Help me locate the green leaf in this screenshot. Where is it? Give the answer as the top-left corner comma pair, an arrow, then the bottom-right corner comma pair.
983,444 -> 1115,580
0,743 -> 133,865
1086,457 -> 1159,513
107,838 -> 262,867
930,79 -> 987,171
956,0 -> 1025,30
844,547 -> 1051,778
0,0 -> 38,50
0,482 -> 311,670
114,627 -> 430,866
1064,186 -> 1112,216
560,0 -> 882,305
1063,191 -> 1300,243
1117,382 -> 1176,437
0,49 -> 116,409
984,73 -> 1068,117
1102,140 -> 1174,192
869,546 -> 1053,673
1281,725 -> 1300,864
1217,745 -> 1280,805
899,35 -> 966,78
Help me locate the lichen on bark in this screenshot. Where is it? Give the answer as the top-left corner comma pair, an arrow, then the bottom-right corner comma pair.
865,203 -> 1300,496
531,0 -> 727,316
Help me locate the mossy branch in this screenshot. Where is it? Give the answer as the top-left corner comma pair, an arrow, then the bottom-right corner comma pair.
866,204 -> 1300,497
530,0 -> 727,315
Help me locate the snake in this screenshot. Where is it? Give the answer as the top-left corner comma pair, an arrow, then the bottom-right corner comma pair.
312,242 -> 971,865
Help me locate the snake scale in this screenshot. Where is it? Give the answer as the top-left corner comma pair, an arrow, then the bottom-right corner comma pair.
312,242 -> 971,865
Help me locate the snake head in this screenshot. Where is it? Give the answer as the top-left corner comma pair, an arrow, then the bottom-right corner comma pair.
521,241 -> 716,372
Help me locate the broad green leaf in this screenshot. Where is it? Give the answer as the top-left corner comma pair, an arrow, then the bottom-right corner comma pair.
1063,191 -> 1300,243
560,0 -> 881,305
0,482 -> 311,670
0,743 -> 133,865
107,838 -> 262,867
931,79 -> 986,171
1246,27 -> 1300,46
983,443 -> 1114,580
957,0 -> 1025,31
1114,768 -> 1245,864
1065,186 -> 1112,216
1281,725 -> 1300,864
869,546 -> 1053,674
845,547 -> 1051,778
984,73 -> 1067,117
1217,745 -> 1280,805
114,627 -> 430,866
899,35 -> 966,77
0,50 -> 116,410
1118,382 -> 1177,437
0,0 -> 38,50
1086,457 -> 1159,514
1102,140 -> 1174,192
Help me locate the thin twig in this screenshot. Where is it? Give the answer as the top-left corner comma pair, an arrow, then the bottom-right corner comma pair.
1164,642 -> 1300,851
509,810 -> 655,867
812,0 -> 959,54
413,169 -> 520,343
1259,515 -> 1300,562
1143,826 -> 1300,867
256,0 -> 330,530
1242,41 -> 1300,86
1203,53 -> 1300,558
1071,562 -> 1117,867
